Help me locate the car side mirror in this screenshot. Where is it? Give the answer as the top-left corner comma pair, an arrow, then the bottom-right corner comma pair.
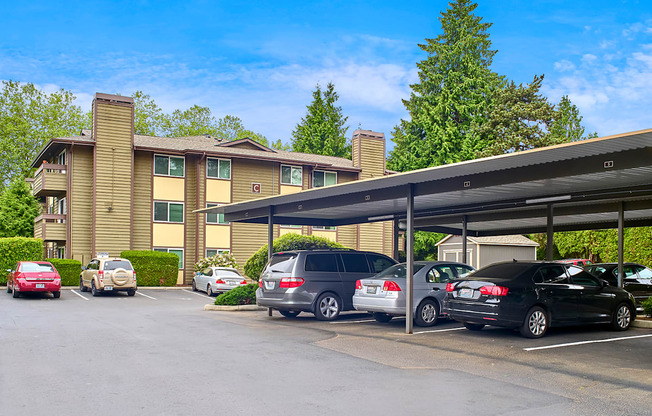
601,279 -> 609,288
81,266 -> 86,271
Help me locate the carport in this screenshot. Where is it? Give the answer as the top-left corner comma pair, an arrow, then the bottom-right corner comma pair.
198,128 -> 652,334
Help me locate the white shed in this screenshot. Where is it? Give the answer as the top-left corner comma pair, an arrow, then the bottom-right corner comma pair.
436,235 -> 539,269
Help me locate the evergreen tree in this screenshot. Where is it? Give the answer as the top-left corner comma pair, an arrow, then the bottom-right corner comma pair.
291,82 -> 350,158
549,95 -> 598,143
387,0 -> 502,171
0,179 -> 42,238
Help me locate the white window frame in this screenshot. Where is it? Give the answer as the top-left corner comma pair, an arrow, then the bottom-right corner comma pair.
153,201 -> 185,223
313,225 -> 336,231
154,154 -> 186,177
313,170 -> 337,188
206,249 -> 231,257
154,247 -> 185,269
280,224 -> 302,228
206,203 -> 229,225
206,157 -> 231,180
281,165 -> 302,186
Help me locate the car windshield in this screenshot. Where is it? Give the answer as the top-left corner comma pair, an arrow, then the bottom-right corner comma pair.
104,261 -> 134,271
214,270 -> 242,278
376,264 -> 425,279
20,263 -> 54,273
264,254 -> 297,273
638,267 -> 652,279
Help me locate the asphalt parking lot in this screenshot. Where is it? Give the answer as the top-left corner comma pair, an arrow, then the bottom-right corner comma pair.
1,288 -> 651,415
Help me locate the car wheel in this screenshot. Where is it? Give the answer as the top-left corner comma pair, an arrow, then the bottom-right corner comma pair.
52,291 -> 61,299
79,277 -> 87,292
314,293 -> 341,321
279,310 -> 301,318
373,312 -> 393,323
415,299 -> 439,327
91,281 -> 99,297
6,284 -> 10,293
192,279 -> 197,291
611,303 -> 632,331
520,306 -> 548,338
463,322 -> 485,331
207,285 -> 214,296
127,289 -> 136,297
12,286 -> 19,298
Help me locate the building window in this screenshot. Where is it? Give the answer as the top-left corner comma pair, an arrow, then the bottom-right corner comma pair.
207,158 -> 231,180
313,226 -> 336,231
154,154 -> 185,177
57,150 -> 66,166
206,249 -> 230,257
313,170 -> 337,188
56,246 -> 66,259
281,165 -> 302,186
154,201 -> 184,223
154,248 -> 184,269
280,224 -> 302,228
206,203 -> 228,224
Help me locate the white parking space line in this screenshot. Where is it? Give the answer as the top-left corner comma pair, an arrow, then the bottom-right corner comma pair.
182,289 -> 213,299
70,289 -> 89,300
136,291 -> 157,300
524,334 -> 652,352
412,327 -> 466,335
329,319 -> 377,324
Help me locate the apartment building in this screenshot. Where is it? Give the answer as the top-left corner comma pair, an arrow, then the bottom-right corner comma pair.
31,93 -> 396,284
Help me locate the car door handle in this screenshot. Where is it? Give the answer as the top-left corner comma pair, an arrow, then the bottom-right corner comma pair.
432,287 -> 440,291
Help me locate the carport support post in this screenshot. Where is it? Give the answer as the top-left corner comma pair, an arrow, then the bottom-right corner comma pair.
268,206 -> 274,317
618,202 -> 624,288
393,219 -> 400,261
406,184 -> 414,335
546,204 -> 554,261
462,215 -> 468,264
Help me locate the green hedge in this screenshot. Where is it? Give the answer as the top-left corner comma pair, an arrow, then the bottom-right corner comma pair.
120,250 -> 179,286
642,296 -> 652,317
46,258 -> 82,286
244,233 -> 345,279
0,237 -> 43,285
214,283 -> 258,305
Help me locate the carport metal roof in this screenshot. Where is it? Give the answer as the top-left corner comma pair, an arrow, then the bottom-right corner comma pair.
199,128 -> 652,235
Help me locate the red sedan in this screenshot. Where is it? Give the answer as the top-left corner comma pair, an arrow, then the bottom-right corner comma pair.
6,261 -> 61,298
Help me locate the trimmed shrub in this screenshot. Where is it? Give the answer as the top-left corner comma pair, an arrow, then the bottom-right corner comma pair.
642,296 -> 652,317
46,258 -> 82,286
194,252 -> 238,272
214,283 -> 257,305
120,250 -> 179,286
243,233 -> 346,280
0,237 -> 43,285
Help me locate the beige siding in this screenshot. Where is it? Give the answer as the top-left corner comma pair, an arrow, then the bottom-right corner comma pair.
338,171 -> 358,184
337,225 -> 358,250
70,146 -> 93,264
197,157 -> 206,262
184,154 -> 198,284
382,220 -> 394,258
232,222 -> 269,275
358,222 -> 384,253
358,139 -> 385,179
132,151 -> 152,250
93,102 -> 133,257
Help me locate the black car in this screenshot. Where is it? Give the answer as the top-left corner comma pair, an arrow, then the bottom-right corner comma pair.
444,261 -> 636,338
584,263 -> 652,309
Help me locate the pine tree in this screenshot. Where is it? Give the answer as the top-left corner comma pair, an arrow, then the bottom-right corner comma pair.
549,95 -> 598,143
291,82 -> 350,158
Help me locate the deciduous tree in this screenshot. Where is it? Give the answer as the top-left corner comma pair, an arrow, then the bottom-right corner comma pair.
0,179 -> 42,238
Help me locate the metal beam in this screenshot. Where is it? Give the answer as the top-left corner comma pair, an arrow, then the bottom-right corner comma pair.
546,204 -> 554,261
406,184 -> 414,335
393,219 -> 400,261
462,216 -> 468,264
267,206 -> 274,317
618,203 -> 624,288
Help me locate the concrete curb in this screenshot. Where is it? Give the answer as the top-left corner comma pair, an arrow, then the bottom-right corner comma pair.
58,286 -> 192,290
204,304 -> 266,311
632,319 -> 652,329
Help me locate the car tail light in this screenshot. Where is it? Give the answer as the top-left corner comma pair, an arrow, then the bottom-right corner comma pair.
215,279 -> 226,284
446,283 -> 455,292
133,271 -> 137,281
355,280 -> 362,290
259,279 -> 263,288
98,270 -> 104,279
279,277 -> 305,288
479,286 -> 509,296
240,280 -> 247,285
383,281 -> 401,292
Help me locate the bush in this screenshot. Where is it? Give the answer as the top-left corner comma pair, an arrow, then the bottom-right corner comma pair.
46,258 -> 82,286
0,237 -> 43,285
642,296 -> 652,317
214,283 -> 257,305
243,233 -> 346,280
120,250 -> 179,286
194,252 -> 238,272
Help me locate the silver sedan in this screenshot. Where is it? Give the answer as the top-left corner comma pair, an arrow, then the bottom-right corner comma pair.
192,267 -> 247,296
353,261 -> 475,326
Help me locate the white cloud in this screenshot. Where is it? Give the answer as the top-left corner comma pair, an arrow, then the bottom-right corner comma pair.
554,60 -> 575,72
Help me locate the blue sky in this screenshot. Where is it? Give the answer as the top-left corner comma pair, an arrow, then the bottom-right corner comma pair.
1,0 -> 651,151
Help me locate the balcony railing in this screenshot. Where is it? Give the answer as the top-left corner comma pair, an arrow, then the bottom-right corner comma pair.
34,214 -> 67,242
32,163 -> 67,198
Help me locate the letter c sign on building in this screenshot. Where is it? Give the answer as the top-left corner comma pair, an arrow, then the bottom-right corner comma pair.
252,183 -> 261,194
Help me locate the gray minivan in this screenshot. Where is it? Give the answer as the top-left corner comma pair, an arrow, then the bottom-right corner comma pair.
257,250 -> 397,321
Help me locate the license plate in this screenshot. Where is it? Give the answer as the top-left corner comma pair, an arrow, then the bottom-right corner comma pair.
104,286 -> 113,291
366,286 -> 377,294
459,288 -> 473,298
36,283 -> 45,289
228,281 -> 238,285
264,281 -> 275,290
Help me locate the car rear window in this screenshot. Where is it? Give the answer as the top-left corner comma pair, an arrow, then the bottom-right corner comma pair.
20,263 -> 55,273
377,264 -> 425,279
305,254 -> 339,272
265,254 -> 297,273
103,261 -> 134,271
367,254 -> 396,273
214,270 -> 242,278
471,263 -> 534,280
